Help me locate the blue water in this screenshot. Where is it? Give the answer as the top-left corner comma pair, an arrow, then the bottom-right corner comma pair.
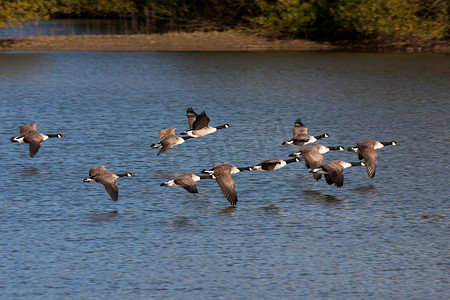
0,51 -> 449,299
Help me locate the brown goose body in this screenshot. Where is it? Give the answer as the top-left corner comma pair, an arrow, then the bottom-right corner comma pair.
83,165 -> 135,202
282,118 -> 330,147
202,162 -> 240,206
311,160 -> 364,188
10,123 -> 65,158
244,158 -> 300,172
289,144 -> 344,180
181,107 -> 230,138
347,140 -> 399,178
160,173 -> 213,194
151,127 -> 189,156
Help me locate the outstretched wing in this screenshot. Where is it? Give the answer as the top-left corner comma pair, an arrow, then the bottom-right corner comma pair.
159,127 -> 177,140
293,118 -> 308,139
20,123 -> 38,136
186,107 -> 198,130
174,176 -> 199,194
215,173 -> 238,206
192,111 -> 211,130
96,176 -> 119,202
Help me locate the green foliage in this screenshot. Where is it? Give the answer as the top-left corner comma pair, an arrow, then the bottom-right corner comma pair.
1,0 -> 449,40
0,0 -> 50,28
251,0 -> 318,37
334,0 -> 449,39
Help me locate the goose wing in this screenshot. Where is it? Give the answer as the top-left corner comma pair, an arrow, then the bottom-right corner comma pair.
158,137 -> 179,155
159,127 -> 177,140
174,174 -> 199,194
215,173 -> 238,206
186,107 -> 198,130
192,111 -> 211,130
95,175 -> 119,202
259,159 -> 283,171
358,146 -> 378,178
323,161 -> 345,187
24,131 -> 45,158
89,165 -> 108,177
293,118 -> 308,139
302,150 -> 323,180
20,123 -> 38,136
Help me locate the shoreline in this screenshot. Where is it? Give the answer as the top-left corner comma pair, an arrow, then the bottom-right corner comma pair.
1,31 -> 449,53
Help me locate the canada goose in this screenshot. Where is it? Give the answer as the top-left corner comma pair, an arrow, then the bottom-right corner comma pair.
181,107 -> 230,138
288,144 -> 345,180
241,158 -> 301,172
151,127 -> 191,156
10,123 -> 65,158
83,165 -> 135,202
160,173 -> 213,194
311,160 -> 365,188
346,140 -> 399,178
201,162 -> 240,206
282,118 -> 330,147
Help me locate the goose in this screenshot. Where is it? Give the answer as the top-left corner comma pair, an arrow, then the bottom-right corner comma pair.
310,160 -> 365,188
240,157 -> 301,172
346,140 -> 399,178
160,173 -> 213,194
282,118 -> 330,147
288,144 -> 345,180
10,123 -> 65,158
151,127 -> 191,156
83,165 -> 135,202
201,162 -> 240,206
181,107 -> 230,138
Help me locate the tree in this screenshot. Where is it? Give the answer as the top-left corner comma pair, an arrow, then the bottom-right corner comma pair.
333,0 -> 449,39
0,0 -> 50,28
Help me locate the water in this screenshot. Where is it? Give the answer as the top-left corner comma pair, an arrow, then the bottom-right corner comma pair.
0,51 -> 449,299
0,19 -> 159,38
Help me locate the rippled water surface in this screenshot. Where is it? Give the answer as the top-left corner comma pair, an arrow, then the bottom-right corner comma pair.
0,52 -> 449,299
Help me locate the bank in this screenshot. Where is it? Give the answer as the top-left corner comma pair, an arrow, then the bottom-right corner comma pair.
0,31 -> 449,53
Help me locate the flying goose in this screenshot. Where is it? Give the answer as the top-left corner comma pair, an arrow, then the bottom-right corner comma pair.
160,173 -> 213,194
10,123 -> 65,158
181,107 -> 230,138
288,144 -> 345,180
240,158 -> 301,172
311,160 -> 365,188
282,118 -> 330,147
151,127 -> 191,156
201,162 -> 240,206
83,165 -> 135,202
346,140 -> 399,178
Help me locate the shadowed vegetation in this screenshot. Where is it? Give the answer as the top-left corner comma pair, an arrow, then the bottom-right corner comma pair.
1,0 -> 449,41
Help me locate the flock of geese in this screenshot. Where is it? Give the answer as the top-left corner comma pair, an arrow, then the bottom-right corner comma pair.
10,107 -> 399,207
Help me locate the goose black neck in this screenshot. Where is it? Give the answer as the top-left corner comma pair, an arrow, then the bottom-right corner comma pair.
199,175 -> 214,180
328,146 -> 343,151
183,136 -> 194,140
238,167 -> 251,171
216,124 -> 228,130
350,162 -> 363,167
381,141 -> 397,146
47,134 -> 62,138
117,173 -> 130,177
285,158 -> 299,164
314,133 -> 329,139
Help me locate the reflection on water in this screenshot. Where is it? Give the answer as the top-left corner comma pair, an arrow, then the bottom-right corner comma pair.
218,206 -> 236,216
89,209 -> 119,222
303,189 -> 343,203
0,52 -> 448,299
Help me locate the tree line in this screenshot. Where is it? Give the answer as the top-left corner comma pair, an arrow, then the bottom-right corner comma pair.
1,0 -> 449,40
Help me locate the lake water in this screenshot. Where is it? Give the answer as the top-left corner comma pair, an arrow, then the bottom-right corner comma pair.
0,51 -> 449,299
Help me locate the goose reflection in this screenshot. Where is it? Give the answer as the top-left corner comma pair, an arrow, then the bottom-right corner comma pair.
90,209 -> 119,221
